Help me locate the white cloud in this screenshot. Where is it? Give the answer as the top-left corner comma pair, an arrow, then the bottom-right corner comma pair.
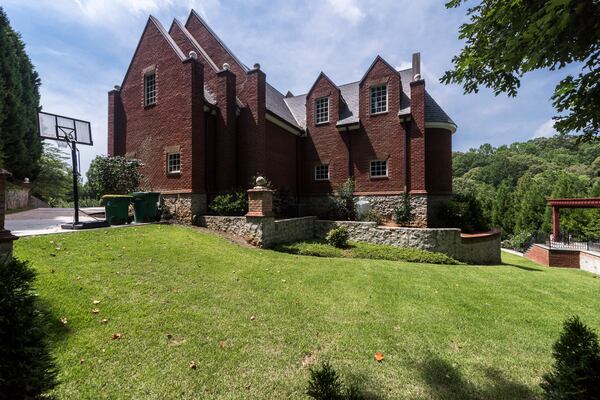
533,119 -> 558,138
326,0 -> 365,24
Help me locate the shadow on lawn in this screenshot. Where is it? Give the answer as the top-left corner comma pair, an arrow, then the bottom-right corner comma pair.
501,262 -> 543,272
419,355 -> 538,400
37,298 -> 72,346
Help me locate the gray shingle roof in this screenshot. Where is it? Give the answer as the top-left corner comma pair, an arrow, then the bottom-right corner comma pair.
266,83 -> 301,129
275,67 -> 455,131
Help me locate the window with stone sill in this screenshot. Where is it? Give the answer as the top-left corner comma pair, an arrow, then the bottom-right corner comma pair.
315,96 -> 329,124
167,152 -> 180,174
370,84 -> 387,114
370,160 -> 388,178
144,72 -> 156,106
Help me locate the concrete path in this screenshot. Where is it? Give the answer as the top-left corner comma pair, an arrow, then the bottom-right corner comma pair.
6,207 -> 106,237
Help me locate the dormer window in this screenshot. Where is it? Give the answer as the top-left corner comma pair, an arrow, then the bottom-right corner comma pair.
370,84 -> 387,114
315,97 -> 329,124
144,71 -> 156,106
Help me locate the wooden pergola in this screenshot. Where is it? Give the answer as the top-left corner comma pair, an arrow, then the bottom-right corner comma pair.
548,198 -> 600,239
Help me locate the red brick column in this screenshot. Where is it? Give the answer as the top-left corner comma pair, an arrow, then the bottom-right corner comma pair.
0,169 -> 18,261
246,177 -> 273,217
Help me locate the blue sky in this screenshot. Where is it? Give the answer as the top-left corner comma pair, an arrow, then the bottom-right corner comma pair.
4,0 -> 567,177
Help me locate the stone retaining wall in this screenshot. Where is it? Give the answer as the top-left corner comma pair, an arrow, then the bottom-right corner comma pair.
197,215 -> 501,264
162,193 -> 207,224
196,215 -> 315,248
581,251 -> 600,275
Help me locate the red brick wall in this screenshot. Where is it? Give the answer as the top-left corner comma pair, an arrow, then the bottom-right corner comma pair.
301,74 -> 345,194
355,59 -> 404,193
265,121 -> 298,193
107,90 -> 126,156
214,69 -> 237,191
525,245 -> 581,268
409,80 -> 426,193
116,20 -> 204,193
425,128 -> 452,193
525,244 -> 550,266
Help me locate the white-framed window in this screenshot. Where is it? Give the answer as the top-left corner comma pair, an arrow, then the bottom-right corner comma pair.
315,97 -> 329,124
144,72 -> 156,106
370,160 -> 388,177
370,84 -> 387,114
314,164 -> 330,181
167,152 -> 180,174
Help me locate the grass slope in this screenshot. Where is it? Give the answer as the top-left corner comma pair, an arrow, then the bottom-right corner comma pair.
14,225 -> 600,399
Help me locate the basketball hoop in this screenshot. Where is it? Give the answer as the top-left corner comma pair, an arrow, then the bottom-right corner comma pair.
37,111 -> 109,230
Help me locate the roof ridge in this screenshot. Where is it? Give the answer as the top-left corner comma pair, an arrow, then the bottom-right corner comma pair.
187,9 -> 249,73
171,18 -> 219,72
149,16 -> 185,61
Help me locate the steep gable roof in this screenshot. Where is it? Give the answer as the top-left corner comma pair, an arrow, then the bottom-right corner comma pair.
306,72 -> 339,97
186,9 -> 249,73
359,55 -> 399,85
284,68 -> 456,130
169,18 -> 219,72
121,16 -> 186,87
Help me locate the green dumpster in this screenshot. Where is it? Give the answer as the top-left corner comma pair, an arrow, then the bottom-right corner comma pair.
101,195 -> 132,225
131,192 -> 160,223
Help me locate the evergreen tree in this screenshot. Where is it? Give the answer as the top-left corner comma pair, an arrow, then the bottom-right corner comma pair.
491,180 -> 515,236
514,174 -> 547,234
0,7 -> 42,179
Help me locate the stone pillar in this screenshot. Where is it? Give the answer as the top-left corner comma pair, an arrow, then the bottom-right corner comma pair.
246,177 -> 273,217
552,206 -> 560,240
0,169 -> 18,262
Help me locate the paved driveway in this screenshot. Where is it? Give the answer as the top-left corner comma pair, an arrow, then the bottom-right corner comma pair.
6,207 -> 105,236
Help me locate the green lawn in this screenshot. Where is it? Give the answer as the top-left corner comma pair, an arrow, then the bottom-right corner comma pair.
15,225 -> 600,399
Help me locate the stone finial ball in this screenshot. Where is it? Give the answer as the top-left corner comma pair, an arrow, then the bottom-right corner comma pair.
255,176 -> 267,187
223,63 -> 230,71
24,177 -> 30,183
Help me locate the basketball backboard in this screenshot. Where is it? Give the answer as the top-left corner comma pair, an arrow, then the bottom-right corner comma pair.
38,111 -> 93,145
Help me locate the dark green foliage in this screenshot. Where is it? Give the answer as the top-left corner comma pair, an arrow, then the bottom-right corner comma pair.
325,226 -> 349,248
0,7 -> 42,179
0,258 -> 57,399
32,144 -> 71,202
453,136 -> 600,243
541,316 -> 600,400
394,192 -> 413,225
272,187 -> 297,218
330,178 -> 356,221
443,1 -> 600,141
86,156 -> 142,197
209,190 -> 248,216
501,231 -> 535,253
437,193 -> 489,233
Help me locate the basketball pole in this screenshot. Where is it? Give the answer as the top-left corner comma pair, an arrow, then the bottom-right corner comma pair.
70,140 -> 80,224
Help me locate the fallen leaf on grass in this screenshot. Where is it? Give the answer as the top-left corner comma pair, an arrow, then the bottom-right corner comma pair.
60,317 -> 68,325
219,341 -> 225,349
189,361 -> 197,369
92,300 -> 101,305
250,315 -> 256,321
112,333 -> 122,340
374,352 -> 384,362
79,359 -> 85,364
92,309 -> 100,314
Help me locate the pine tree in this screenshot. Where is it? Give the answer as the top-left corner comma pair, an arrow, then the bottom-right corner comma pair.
0,7 -> 42,180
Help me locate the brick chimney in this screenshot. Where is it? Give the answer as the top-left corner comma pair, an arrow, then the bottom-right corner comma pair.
408,52 -> 426,193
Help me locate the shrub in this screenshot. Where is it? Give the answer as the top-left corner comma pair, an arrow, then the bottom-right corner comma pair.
358,209 -> 382,225
0,258 -> 57,398
330,178 -> 356,221
437,193 -> 489,233
86,155 -> 142,198
395,192 -> 413,225
273,187 -> 297,218
501,231 -> 534,252
209,190 -> 248,216
326,226 -> 349,248
541,316 -> 600,400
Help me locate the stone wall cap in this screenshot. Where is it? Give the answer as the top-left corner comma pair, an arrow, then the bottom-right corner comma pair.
0,169 -> 11,176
